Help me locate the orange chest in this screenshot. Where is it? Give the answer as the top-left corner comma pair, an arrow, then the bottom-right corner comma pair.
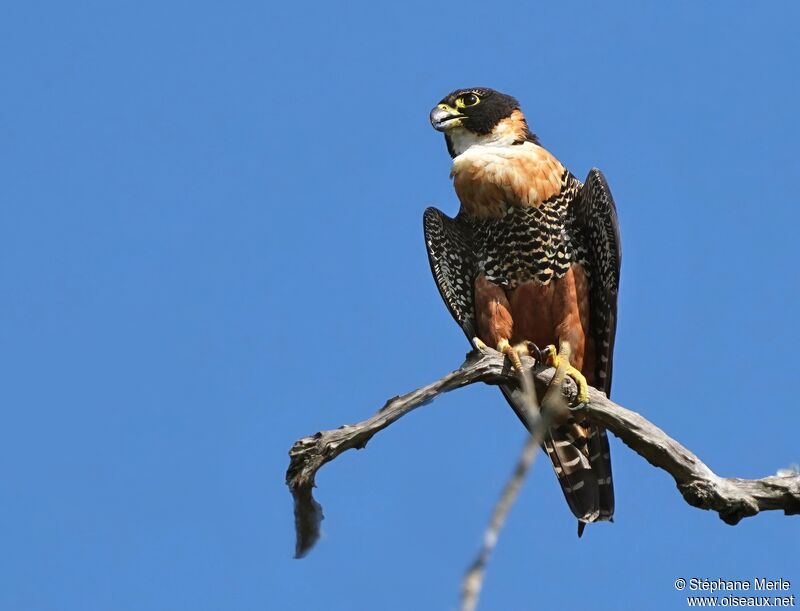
451,144 -> 566,219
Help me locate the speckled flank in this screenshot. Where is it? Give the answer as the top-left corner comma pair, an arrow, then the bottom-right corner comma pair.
464,171 -> 582,287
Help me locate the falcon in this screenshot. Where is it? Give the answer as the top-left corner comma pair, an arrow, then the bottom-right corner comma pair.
423,87 -> 621,534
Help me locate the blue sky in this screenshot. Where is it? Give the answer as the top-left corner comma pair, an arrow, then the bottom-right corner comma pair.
2,1 -> 799,609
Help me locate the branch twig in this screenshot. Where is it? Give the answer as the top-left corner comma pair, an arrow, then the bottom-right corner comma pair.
286,350 -> 800,558
460,434 -> 539,611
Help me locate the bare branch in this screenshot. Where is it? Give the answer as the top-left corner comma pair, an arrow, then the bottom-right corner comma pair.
285,351 -> 509,557
576,384 -> 800,524
286,350 -> 800,558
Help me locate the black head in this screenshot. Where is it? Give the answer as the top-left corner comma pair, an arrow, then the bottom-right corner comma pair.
430,88 -> 520,135
429,87 -> 538,156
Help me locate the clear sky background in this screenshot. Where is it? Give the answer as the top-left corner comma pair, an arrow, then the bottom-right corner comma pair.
2,1 -> 798,610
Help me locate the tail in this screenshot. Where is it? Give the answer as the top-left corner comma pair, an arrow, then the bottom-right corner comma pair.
500,384 -> 614,534
544,422 -> 614,535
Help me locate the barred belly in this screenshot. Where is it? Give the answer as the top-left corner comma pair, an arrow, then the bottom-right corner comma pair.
468,203 -> 586,289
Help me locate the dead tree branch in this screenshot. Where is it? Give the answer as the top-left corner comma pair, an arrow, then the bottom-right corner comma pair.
286,350 -> 800,558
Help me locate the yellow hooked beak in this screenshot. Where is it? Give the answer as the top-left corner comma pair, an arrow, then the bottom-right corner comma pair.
430,103 -> 466,132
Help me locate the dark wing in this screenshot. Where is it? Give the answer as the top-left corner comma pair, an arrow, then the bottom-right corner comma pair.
567,167 -> 622,525
423,207 -> 478,339
573,168 -> 622,396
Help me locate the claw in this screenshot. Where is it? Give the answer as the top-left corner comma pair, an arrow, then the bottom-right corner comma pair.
473,337 -> 539,374
498,338 -> 524,371
510,341 -> 546,364
542,341 -> 589,404
520,341 -> 544,363
472,337 -> 489,352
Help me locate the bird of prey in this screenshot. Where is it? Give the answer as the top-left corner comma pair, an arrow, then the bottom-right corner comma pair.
424,87 -> 621,534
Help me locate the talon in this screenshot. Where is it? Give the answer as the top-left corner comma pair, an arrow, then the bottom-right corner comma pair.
512,341 -> 546,364
522,341 -> 544,363
570,369 -> 590,404
498,338 -> 524,371
543,342 -> 589,404
472,337 -> 489,352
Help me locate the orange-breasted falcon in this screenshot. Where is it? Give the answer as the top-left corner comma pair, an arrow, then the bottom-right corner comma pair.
423,87 -> 621,534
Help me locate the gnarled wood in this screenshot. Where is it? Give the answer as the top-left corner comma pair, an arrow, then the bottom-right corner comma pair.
286,350 -> 800,558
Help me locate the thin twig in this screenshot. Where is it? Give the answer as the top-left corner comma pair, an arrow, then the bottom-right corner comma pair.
460,434 -> 540,611
460,356 -> 571,611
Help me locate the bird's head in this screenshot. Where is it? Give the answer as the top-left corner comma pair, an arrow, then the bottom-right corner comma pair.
430,87 -> 538,157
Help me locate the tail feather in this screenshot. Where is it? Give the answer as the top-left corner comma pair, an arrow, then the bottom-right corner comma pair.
500,383 -> 614,532
544,425 -> 600,524
588,426 -> 615,520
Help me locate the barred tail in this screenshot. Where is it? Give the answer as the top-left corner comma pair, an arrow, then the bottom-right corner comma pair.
501,384 -> 614,534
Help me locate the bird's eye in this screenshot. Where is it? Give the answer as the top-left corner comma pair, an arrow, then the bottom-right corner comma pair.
456,93 -> 481,108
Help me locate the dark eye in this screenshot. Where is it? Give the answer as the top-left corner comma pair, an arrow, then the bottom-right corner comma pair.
462,93 -> 479,107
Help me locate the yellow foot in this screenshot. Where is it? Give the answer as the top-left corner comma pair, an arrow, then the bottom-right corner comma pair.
497,339 -> 524,371
473,337 -> 536,373
542,341 -> 589,404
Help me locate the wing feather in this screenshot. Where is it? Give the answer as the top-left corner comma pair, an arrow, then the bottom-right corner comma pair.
569,168 -> 622,521
423,207 -> 478,339
573,168 -> 621,396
